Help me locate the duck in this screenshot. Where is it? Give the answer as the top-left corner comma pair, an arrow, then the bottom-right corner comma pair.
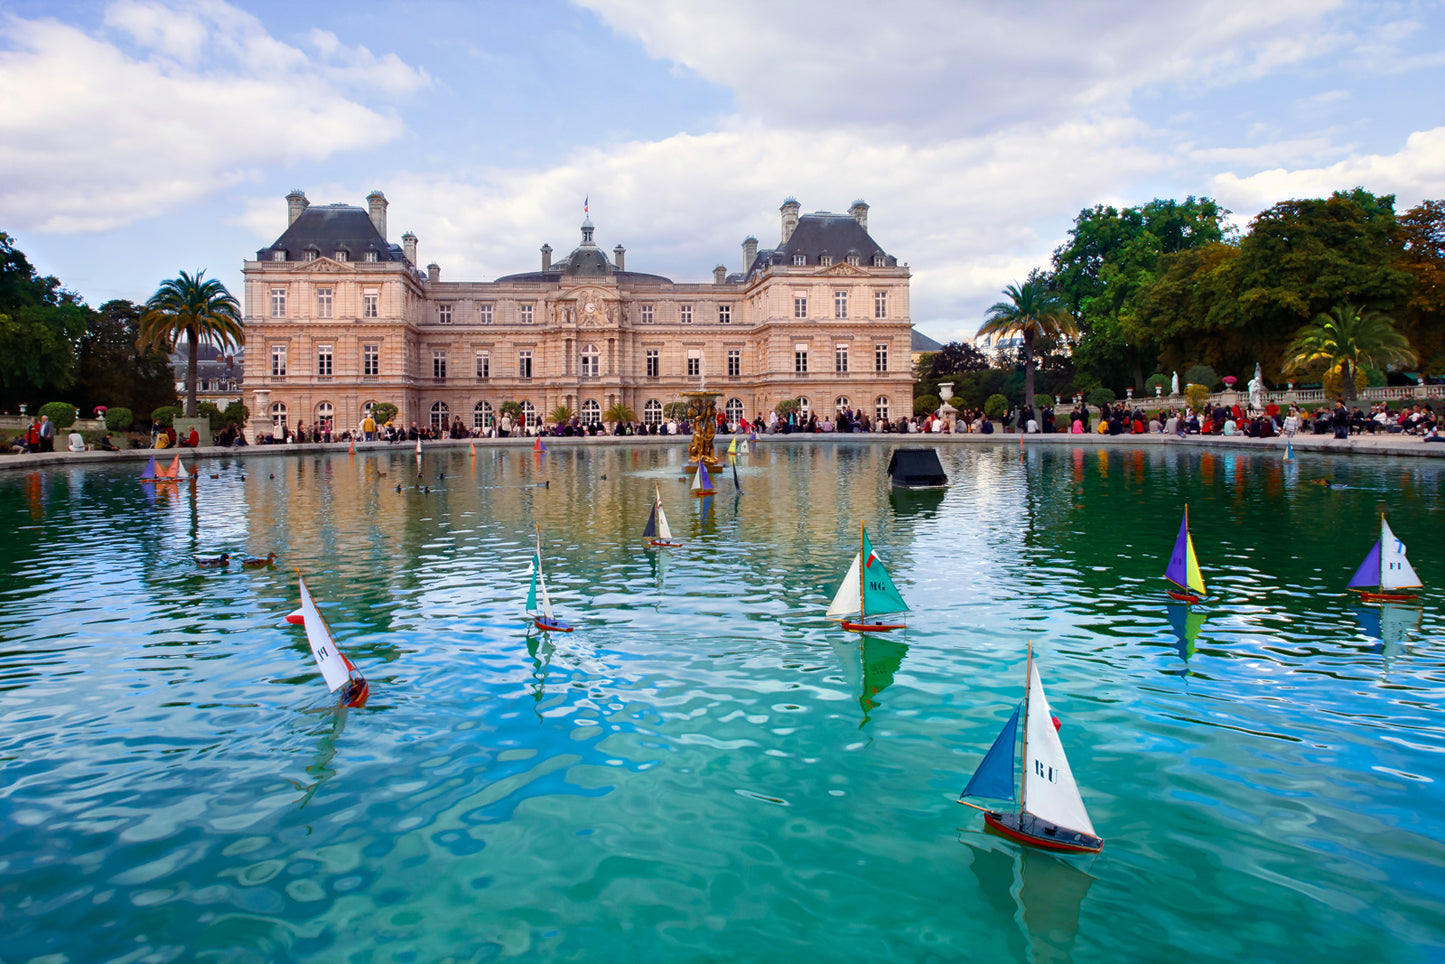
395,483 -> 402,493
437,471 -> 446,480
242,552 -> 277,568
195,552 -> 230,568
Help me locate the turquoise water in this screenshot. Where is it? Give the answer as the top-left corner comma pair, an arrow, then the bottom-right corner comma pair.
2,441 -> 1443,963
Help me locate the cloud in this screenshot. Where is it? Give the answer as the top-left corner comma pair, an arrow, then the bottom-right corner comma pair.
0,1 -> 430,233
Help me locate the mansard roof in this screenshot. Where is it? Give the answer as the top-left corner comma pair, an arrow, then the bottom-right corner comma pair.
746,212 -> 897,279
256,204 -> 406,262
911,329 -> 944,352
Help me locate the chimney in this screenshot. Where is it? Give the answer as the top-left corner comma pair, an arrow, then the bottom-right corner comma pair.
780,197 -> 800,244
286,189 -> 309,227
541,244 -> 552,271
402,231 -> 418,264
427,262 -> 440,283
742,236 -> 758,274
613,245 -> 626,271
366,190 -> 388,239
849,200 -> 869,231
713,264 -> 727,284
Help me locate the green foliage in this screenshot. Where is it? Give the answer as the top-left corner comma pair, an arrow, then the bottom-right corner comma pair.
1282,303 -> 1416,402
1397,199 -> 1445,376
372,402 -> 399,425
1086,388 -> 1116,409
1183,365 -> 1218,390
773,398 -> 800,415
39,401 -> 77,428
663,401 -> 691,419
72,300 -> 176,418
984,393 -> 1008,419
978,276 -> 1077,405
913,394 -> 940,416
603,402 -> 636,424
1364,367 -> 1387,387
104,407 -> 134,431
0,232 -> 89,411
221,401 -> 249,427
1144,373 -> 1170,394
548,405 -> 574,425
150,405 -> 180,427
197,402 -> 225,431
1033,393 -> 1055,411
138,270 -> 242,418
1184,384 -> 1210,410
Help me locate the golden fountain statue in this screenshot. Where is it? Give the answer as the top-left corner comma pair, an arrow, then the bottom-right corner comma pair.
683,389 -> 723,471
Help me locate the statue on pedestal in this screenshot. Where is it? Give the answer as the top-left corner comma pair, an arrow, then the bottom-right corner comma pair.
1248,363 -> 1263,410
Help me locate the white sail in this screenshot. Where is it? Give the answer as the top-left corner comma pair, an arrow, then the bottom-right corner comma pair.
1023,662 -> 1096,837
1380,518 -> 1422,591
656,500 -> 673,541
534,529 -> 554,619
298,575 -> 351,693
826,552 -> 862,618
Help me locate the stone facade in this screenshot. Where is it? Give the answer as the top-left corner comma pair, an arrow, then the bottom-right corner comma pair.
241,191 -> 915,437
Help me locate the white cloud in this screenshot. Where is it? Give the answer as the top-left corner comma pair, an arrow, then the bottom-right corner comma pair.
0,1 -> 429,233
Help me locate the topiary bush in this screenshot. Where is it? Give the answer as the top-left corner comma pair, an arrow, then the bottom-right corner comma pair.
221,401 -> 249,426
104,407 -> 134,431
198,402 -> 225,431
1086,388 -> 1116,409
371,402 -> 399,426
1034,393 -> 1055,412
39,402 -> 77,429
1183,365 -> 1218,391
984,393 -> 1008,419
150,405 -> 180,428
913,394 -> 940,416
1144,373 -> 1170,395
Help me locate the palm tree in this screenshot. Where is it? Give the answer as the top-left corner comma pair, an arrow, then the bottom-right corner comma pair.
976,279 -> 1077,412
1281,303 -> 1417,402
138,270 -> 243,418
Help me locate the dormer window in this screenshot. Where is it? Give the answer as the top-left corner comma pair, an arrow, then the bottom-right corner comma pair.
271,249 -> 286,262
792,254 -> 806,266
304,249 -> 318,262
873,254 -> 886,267
820,255 -> 833,267
365,250 -> 378,262
334,250 -> 347,262
846,254 -> 859,266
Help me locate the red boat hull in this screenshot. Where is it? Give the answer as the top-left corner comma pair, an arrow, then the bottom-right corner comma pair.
983,810 -> 1103,855
647,540 -> 682,548
1166,590 -> 1202,604
1352,590 -> 1419,604
841,620 -> 906,632
534,618 -> 574,633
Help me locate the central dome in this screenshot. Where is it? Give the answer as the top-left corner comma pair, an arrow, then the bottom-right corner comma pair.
564,216 -> 612,277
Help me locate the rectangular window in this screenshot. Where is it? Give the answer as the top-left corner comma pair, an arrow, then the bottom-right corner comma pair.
271,250 -> 285,262
518,350 -> 533,379
438,303 -> 452,325
363,291 -> 378,318
270,344 -> 287,376
847,254 -> 859,266
834,290 -> 848,319
728,349 -> 741,377
679,304 -> 692,324
334,250 -> 347,262
317,344 -> 333,376
820,256 -> 833,267
304,250 -> 318,262
793,254 -> 806,266
718,304 -> 731,324
794,295 -> 807,318
874,290 -> 887,318
646,349 -> 659,377
641,304 -> 654,324
835,344 -> 849,373
270,288 -> 286,318
316,287 -> 333,319
519,304 -> 534,324
365,250 -> 378,262
476,351 -> 490,378
874,343 -> 888,373
687,350 -> 701,377
433,350 -> 447,379
363,344 -> 379,376
479,303 -> 494,324
794,344 -> 808,374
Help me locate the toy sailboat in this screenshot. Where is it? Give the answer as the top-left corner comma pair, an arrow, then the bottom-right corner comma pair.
690,462 -> 715,496
642,482 -> 681,548
1164,505 -> 1206,604
958,643 -> 1103,854
527,525 -> 573,632
140,455 -> 165,482
296,573 -> 369,707
826,523 -> 908,632
1284,440 -> 1294,461
415,438 -> 422,455
1348,513 -> 1422,603
534,437 -> 546,453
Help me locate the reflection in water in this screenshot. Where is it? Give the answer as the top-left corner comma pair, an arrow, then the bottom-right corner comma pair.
966,841 -> 1095,964
1353,604 -> 1420,660
827,633 -> 909,727
1167,603 -> 1206,662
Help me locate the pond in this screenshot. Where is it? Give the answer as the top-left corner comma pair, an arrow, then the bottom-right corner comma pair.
2,440 -> 1443,963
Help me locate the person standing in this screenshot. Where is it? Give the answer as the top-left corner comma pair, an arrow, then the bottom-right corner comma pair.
37,415 -> 55,452
1331,400 -> 1350,440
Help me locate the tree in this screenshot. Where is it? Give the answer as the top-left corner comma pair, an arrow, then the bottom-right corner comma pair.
603,402 -> 636,425
371,402 -> 399,426
1397,199 -> 1445,375
977,278 -> 1077,408
73,299 -> 176,417
138,270 -> 242,418
1281,304 -> 1417,402
548,404 -> 574,425
0,232 -> 89,411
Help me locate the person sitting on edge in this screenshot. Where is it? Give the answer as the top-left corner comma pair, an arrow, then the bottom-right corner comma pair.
67,430 -> 86,452
99,433 -> 119,451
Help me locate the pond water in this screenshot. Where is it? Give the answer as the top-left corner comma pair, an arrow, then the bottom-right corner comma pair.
2,440 -> 1443,963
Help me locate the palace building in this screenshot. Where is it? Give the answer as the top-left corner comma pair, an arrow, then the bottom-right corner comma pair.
241,190 -> 915,436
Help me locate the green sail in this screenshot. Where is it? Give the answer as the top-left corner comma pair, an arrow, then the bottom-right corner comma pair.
526,553 -> 540,612
861,531 -> 908,616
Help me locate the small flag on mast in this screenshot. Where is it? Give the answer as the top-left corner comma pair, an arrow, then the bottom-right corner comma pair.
584,195 -> 589,214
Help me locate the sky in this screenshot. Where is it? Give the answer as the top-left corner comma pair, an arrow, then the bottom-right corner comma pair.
2,0 -> 1443,343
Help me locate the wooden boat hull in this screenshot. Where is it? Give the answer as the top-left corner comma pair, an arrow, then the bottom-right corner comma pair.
692,490 -> 715,497
841,620 -> 906,632
983,810 -> 1103,855
647,540 -> 682,548
533,617 -> 574,633
1166,590 -> 1202,604
1352,590 -> 1419,604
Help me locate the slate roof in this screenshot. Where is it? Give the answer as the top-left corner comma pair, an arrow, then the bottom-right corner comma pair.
911,329 -> 944,352
746,212 -> 897,280
256,204 -> 406,262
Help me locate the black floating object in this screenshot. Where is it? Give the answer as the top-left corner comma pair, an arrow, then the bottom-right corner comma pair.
887,448 -> 948,488
240,474 -> 246,481
438,471 -> 445,480
423,486 -> 431,494
269,473 -> 274,479
545,480 -> 550,489
600,474 -> 607,480
395,483 -> 402,493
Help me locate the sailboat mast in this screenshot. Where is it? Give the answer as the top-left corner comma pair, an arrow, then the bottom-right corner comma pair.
859,521 -> 867,621
1379,511 -> 1386,586
1019,641 -> 1033,819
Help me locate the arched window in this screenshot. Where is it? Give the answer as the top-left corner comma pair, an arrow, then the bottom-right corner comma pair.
520,401 -> 535,428
361,401 -> 375,421
269,402 -> 287,434
875,395 -> 890,422
725,398 -> 743,424
797,397 -> 810,419
430,401 -> 449,430
835,396 -> 851,412
580,343 -> 600,377
644,399 -> 662,425
581,399 -> 600,422
473,400 -> 493,429
316,401 -> 334,433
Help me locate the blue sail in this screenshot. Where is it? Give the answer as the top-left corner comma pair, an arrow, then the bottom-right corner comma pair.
1164,512 -> 1191,588
642,502 -> 658,538
961,704 -> 1020,801
1348,538 -> 1381,589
